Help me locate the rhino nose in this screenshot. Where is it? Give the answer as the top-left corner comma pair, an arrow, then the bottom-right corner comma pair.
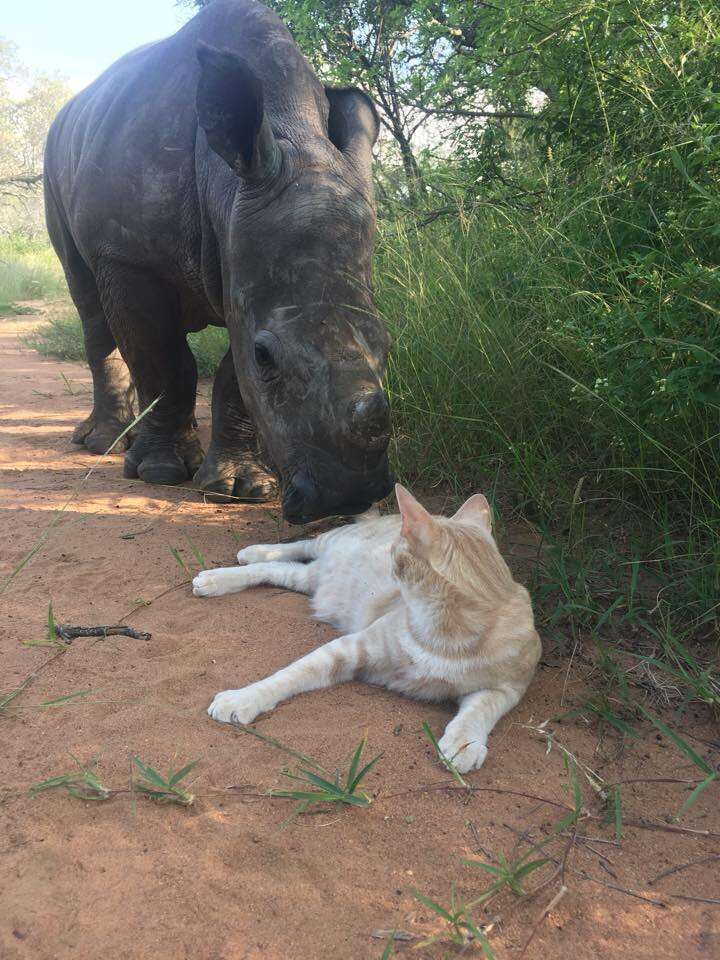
347,389 -> 391,450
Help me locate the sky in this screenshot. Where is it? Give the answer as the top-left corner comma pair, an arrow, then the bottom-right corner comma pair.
4,0 -> 192,91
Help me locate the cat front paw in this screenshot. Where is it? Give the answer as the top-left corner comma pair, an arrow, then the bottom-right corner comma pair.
193,568 -> 247,597
437,732 -> 488,773
236,545 -> 268,564
193,570 -> 225,597
208,686 -> 269,725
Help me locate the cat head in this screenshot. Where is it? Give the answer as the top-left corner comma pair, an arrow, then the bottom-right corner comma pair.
391,482 -> 506,586
394,483 -> 493,554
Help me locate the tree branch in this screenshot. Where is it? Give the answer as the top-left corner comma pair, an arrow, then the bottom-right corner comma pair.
0,172 -> 43,190
408,101 -> 537,121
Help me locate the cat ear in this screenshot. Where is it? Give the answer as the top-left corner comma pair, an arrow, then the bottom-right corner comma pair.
395,483 -> 434,551
452,493 -> 492,531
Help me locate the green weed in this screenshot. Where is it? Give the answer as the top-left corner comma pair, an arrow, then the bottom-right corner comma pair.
184,534 -> 207,568
31,755 -> 111,801
411,885 -> 494,954
0,674 -> 35,714
422,720 -> 470,789
637,705 -> 717,820
170,547 -> 191,574
21,601 -> 66,649
22,312 -> 85,360
170,536 -> 207,573
0,301 -> 34,316
237,725 -> 382,824
411,752 -> 586,952
131,757 -> 198,806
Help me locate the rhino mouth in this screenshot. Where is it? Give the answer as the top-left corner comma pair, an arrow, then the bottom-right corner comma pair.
281,453 -> 393,524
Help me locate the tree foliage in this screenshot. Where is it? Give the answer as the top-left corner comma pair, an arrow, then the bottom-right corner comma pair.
0,39 -> 72,235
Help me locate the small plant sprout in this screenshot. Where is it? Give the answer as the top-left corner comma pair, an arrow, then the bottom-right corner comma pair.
39,689 -> 97,708
131,757 -> 198,806
422,720 -> 470,789
170,547 -> 191,575
59,370 -> 76,395
0,674 -> 35,714
637,704 -> 718,820
170,534 -> 207,574
463,853 -> 550,899
31,755 -> 111,801
21,601 -> 67,649
378,933 -> 395,959
184,533 -> 208,568
411,748 -> 589,953
411,885 -> 494,955
237,726 -> 383,824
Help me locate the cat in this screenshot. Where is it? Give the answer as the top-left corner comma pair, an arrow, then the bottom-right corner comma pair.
193,484 -> 541,772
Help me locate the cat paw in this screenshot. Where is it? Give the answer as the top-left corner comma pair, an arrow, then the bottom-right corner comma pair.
437,733 -> 488,773
208,686 -> 269,724
236,545 -> 271,564
193,568 -> 247,597
193,570 -> 225,597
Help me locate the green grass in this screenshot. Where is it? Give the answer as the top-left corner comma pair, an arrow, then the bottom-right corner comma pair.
377,203 -> 719,698
187,326 -> 229,376
23,308 -> 228,376
170,535 -> 207,575
30,754 -> 198,805
131,756 -> 198,806
22,311 -> 85,360
0,233 -> 67,305
410,751 -> 586,953
31,755 -> 112,801
236,726 -> 383,825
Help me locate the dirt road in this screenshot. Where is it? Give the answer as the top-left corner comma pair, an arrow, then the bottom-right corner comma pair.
1,314 -> 718,959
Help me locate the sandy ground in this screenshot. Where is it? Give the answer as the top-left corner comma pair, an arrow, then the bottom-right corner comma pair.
1,312 -> 719,960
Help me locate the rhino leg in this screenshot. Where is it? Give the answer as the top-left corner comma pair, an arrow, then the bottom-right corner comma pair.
72,304 -> 136,455
96,261 -> 204,485
193,347 -> 277,503
47,206 -> 135,453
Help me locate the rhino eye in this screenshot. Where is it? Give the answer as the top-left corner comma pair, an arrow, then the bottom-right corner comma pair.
254,332 -> 280,380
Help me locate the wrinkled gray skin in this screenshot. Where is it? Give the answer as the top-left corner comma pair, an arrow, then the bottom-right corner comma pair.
44,0 -> 393,523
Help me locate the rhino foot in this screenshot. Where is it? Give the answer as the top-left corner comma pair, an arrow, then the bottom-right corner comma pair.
123,430 -> 204,485
72,411 -> 134,454
193,450 -> 277,504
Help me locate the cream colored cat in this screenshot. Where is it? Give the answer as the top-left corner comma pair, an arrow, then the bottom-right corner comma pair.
194,485 -> 541,772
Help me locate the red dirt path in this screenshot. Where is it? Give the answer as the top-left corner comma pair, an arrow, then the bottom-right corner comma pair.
1,314 -> 719,959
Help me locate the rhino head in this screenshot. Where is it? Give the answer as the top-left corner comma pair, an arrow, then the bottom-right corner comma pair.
196,43 -> 393,523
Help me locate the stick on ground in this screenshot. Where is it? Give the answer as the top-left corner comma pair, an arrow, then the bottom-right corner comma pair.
55,624 -> 151,643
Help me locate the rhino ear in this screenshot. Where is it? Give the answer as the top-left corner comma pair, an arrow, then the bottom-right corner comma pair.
325,87 -> 379,179
196,42 -> 280,180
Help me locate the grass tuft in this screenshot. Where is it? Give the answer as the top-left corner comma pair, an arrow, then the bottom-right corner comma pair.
131,757 -> 198,806
236,725 -> 382,824
31,755 -> 111,802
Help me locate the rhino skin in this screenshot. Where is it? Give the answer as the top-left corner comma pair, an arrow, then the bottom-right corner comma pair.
44,0 -> 393,523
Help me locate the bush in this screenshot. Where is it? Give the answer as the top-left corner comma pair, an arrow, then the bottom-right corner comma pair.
378,192 -> 719,630
0,233 -> 67,306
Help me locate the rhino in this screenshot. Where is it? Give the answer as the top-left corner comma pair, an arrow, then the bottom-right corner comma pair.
43,0 -> 393,523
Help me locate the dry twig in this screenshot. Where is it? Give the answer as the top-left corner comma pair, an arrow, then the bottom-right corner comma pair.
648,853 -> 720,886
55,624 -> 151,643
